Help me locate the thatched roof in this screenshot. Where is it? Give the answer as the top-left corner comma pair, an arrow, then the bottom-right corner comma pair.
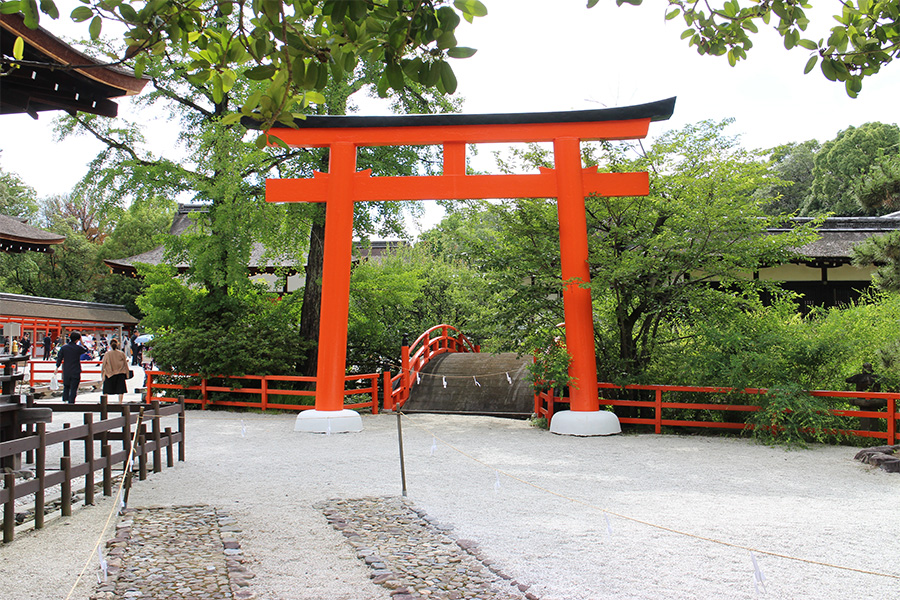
770,216 -> 900,265
0,13 -> 147,117
0,293 -> 138,325
0,213 -> 65,253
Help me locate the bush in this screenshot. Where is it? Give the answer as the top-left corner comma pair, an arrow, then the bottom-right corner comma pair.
140,275 -> 312,377
745,384 -> 849,449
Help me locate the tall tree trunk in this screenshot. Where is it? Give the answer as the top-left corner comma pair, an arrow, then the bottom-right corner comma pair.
297,203 -> 326,377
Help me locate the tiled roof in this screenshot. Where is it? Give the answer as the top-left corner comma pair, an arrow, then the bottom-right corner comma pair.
0,293 -> 138,325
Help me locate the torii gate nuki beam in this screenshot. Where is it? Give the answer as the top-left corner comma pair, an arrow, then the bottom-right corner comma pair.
260,98 -> 676,434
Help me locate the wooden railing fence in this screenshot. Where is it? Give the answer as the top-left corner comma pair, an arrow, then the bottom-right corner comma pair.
535,384 -> 900,444
1,397 -> 185,543
146,371 -> 380,413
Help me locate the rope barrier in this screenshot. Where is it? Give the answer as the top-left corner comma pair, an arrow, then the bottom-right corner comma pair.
397,410 -> 900,581
406,369 -> 521,381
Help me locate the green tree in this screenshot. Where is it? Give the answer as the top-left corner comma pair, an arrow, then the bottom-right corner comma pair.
1,229 -> 104,299
755,140 -> 819,216
855,154 -> 900,212
801,122 -> 900,216
607,0 -> 900,95
58,25 -> 460,377
99,195 -> 177,261
347,243 -> 491,373
4,0 -> 486,129
0,161 -> 39,219
436,120 -> 818,380
852,230 -> 900,293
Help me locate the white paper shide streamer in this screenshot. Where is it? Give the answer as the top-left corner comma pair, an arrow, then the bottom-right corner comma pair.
751,552 -> 767,595
97,547 -> 108,583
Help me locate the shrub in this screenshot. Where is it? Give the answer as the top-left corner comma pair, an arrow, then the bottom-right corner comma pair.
745,383 -> 849,449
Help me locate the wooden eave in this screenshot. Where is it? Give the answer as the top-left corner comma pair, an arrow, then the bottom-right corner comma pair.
0,13 -> 148,118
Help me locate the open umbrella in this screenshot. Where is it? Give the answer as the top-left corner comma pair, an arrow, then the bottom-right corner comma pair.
134,334 -> 153,345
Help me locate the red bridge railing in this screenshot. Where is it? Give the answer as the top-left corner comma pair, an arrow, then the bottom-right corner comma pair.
383,324 -> 479,411
535,384 -> 899,444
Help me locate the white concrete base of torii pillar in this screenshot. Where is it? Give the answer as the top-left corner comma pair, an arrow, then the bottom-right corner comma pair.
294,409 -> 363,433
549,410 -> 621,436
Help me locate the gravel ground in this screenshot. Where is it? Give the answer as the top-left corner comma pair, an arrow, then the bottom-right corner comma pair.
1,405 -> 898,600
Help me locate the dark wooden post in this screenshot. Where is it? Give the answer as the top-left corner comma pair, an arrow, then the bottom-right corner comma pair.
60,456 -> 72,517
122,405 -> 132,473
35,423 -> 45,529
62,422 -> 71,458
102,443 -> 112,497
100,394 -> 109,451
84,413 -> 95,505
3,472 -> 14,543
138,428 -> 147,481
164,427 -> 174,468
178,395 -> 186,462
151,400 -> 162,473
24,394 -> 34,465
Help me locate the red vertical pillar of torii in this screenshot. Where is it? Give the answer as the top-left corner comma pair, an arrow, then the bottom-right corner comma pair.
262,98 -> 675,434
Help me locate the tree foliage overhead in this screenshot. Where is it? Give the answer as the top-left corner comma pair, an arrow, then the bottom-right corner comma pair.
604,0 -> 900,96
3,0 -> 486,129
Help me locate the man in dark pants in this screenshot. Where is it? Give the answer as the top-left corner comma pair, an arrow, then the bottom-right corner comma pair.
43,334 -> 52,359
55,332 -> 89,404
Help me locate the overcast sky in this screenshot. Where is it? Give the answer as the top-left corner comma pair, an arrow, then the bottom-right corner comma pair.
2,0 -> 898,212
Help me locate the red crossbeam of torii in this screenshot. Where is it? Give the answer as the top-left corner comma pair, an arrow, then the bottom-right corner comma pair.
261,98 -> 676,431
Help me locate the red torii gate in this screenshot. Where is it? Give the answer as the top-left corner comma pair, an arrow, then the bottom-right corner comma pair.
263,98 -> 675,434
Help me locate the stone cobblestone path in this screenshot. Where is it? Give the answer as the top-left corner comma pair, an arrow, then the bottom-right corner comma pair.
92,505 -> 255,600
318,496 -> 539,600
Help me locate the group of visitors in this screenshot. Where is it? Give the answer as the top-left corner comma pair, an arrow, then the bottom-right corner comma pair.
53,331 -> 137,404
1,335 -> 32,356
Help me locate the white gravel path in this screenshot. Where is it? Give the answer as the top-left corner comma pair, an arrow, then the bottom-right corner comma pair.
1,404 -> 897,600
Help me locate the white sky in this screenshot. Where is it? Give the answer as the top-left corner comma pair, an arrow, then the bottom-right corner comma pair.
2,0 -> 898,231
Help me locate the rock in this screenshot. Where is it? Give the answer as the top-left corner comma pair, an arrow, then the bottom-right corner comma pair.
863,452 -> 896,466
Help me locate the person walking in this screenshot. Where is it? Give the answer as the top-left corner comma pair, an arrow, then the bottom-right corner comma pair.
20,335 -> 31,356
42,334 -> 52,359
101,338 -> 130,403
54,332 -> 89,404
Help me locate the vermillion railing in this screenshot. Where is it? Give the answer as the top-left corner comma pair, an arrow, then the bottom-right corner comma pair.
383,324 -> 480,411
145,371 -> 380,414
28,359 -> 103,388
534,384 -> 900,444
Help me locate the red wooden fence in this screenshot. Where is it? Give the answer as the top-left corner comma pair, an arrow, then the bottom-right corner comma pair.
145,371 -> 380,413
535,384 -> 899,444
28,359 -> 103,388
